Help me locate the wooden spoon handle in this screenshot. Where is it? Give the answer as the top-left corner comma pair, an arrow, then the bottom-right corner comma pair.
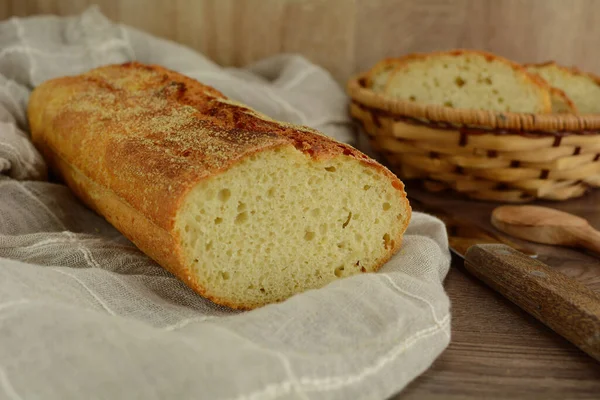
464,243 -> 600,362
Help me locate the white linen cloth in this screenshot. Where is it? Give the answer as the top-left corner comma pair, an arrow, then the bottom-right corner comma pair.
0,7 -> 451,400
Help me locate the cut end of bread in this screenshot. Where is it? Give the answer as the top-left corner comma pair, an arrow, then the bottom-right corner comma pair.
175,145 -> 409,309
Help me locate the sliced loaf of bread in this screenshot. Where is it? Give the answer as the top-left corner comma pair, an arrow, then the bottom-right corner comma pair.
373,50 -> 552,113
526,62 -> 600,114
28,62 -> 411,310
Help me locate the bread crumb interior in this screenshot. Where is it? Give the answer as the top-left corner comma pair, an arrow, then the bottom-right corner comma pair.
175,145 -> 407,308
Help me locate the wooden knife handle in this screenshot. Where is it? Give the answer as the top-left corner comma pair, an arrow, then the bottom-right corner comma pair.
464,244 -> 600,362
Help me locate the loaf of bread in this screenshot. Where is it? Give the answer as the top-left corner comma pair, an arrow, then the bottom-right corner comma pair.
526,62 -> 600,114
28,62 -> 411,309
370,50 -> 552,114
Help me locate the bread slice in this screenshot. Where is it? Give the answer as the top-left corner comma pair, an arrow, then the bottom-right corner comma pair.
365,58 -> 401,92
526,62 -> 600,114
28,62 -> 411,310
548,87 -> 578,114
381,50 -> 552,113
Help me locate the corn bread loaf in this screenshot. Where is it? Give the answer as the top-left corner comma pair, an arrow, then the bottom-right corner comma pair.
28,62 -> 410,309
379,50 -> 552,113
526,62 -> 600,114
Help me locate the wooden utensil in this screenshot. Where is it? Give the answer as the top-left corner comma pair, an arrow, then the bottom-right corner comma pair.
410,196 -> 600,361
465,244 -> 600,362
408,187 -> 600,363
491,205 -> 600,255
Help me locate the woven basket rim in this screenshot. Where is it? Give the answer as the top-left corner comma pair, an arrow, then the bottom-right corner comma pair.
347,73 -> 600,133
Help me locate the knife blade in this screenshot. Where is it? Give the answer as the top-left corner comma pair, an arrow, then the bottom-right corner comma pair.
410,197 -> 600,362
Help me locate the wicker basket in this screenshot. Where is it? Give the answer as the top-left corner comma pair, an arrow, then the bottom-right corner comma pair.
347,74 -> 600,202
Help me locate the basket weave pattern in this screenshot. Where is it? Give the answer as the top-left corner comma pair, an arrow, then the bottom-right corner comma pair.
348,75 -> 600,202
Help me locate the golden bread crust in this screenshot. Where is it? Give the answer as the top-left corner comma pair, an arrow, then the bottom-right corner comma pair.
29,62 -> 401,230
28,62 -> 409,309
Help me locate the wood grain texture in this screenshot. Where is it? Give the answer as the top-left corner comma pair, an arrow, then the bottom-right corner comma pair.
465,244 -> 600,362
402,187 -> 600,398
3,0 -> 600,83
399,264 -> 600,400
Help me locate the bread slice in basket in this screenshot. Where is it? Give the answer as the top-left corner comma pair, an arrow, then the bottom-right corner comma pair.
526,62 -> 600,114
28,62 -> 411,309
369,50 -> 552,114
365,58 -> 401,92
547,87 -> 578,114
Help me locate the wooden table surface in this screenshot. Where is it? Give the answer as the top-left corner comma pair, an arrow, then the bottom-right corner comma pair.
398,262 -> 600,399
394,189 -> 600,399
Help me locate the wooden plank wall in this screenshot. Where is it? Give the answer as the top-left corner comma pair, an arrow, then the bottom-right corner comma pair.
2,0 -> 599,83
